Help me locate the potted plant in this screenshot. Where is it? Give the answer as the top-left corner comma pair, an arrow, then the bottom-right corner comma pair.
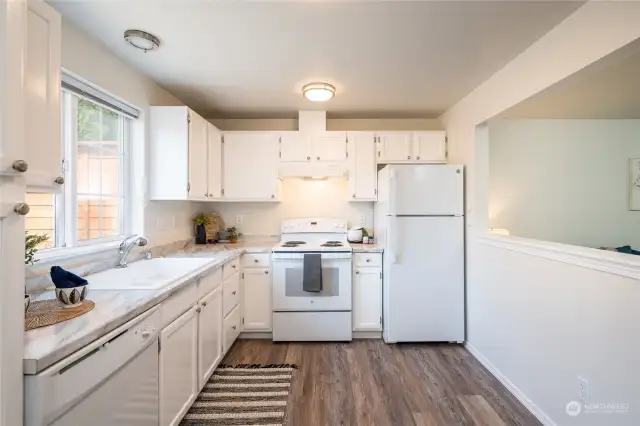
226,227 -> 243,243
25,233 -> 49,265
192,213 -> 210,245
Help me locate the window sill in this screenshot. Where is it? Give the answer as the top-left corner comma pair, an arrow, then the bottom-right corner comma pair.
475,233 -> 640,281
35,240 -> 122,263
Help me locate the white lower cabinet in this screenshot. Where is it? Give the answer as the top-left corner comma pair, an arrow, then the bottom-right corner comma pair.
241,268 -> 272,331
223,305 -> 241,353
197,287 -> 223,390
353,254 -> 383,332
159,306 -> 198,426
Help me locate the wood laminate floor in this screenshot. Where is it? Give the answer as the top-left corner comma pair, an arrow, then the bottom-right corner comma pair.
221,340 -> 541,426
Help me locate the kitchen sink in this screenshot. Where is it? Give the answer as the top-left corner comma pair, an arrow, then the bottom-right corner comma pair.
87,257 -> 218,290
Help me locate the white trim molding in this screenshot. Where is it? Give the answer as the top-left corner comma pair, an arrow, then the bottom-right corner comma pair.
465,343 -> 556,426
476,234 -> 640,281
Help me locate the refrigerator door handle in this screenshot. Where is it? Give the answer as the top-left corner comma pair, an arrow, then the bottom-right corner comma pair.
388,216 -> 399,264
389,167 -> 397,215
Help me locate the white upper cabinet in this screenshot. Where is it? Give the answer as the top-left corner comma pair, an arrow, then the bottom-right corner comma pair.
150,106 -> 220,201
413,131 -> 447,163
188,112 -> 208,200
279,132 -> 309,162
377,133 -> 412,162
376,131 -> 447,164
206,123 -> 222,199
348,132 -> 376,201
312,132 -> 347,162
25,0 -> 61,189
222,132 -> 281,201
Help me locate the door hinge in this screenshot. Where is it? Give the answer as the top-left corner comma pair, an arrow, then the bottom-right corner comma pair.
242,272 -> 244,279
242,318 -> 245,325
279,151 -> 282,158
380,317 -> 382,325
221,135 -> 225,143
374,189 -> 377,195
187,183 -> 191,192
187,114 -> 191,123
445,135 -> 448,158
378,151 -> 380,157
221,188 -> 225,196
379,271 -> 382,279
158,339 -> 162,352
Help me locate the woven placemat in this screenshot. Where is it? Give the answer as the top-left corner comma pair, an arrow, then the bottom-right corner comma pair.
25,300 -> 95,331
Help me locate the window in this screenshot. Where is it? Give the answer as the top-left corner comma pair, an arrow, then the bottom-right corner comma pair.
25,90 -> 132,250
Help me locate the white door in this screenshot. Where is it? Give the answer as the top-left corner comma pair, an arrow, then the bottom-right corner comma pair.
312,132 -> 347,162
197,287 -> 223,390
388,164 -> 463,215
377,133 -> 412,163
25,0 -> 61,188
385,216 -> 464,343
353,268 -> 382,331
159,307 -> 198,426
188,111 -> 208,200
206,123 -> 222,199
223,132 -> 279,200
348,132 -> 376,201
1,3 -> 28,425
279,132 -> 309,162
242,268 -> 272,331
413,131 -> 447,163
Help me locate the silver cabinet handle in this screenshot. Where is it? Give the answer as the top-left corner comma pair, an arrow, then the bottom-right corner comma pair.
306,156 -> 310,160
232,264 -> 236,269
355,271 -> 360,274
416,156 -> 420,160
232,325 -> 237,330
12,160 -> 28,173
141,330 -> 151,339
352,194 -> 356,198
317,156 -> 320,160
196,307 -> 202,313
54,176 -> 64,185
407,155 -> 411,160
271,194 -> 275,199
254,259 -> 259,263
264,270 -> 269,274
366,259 -> 371,263
232,291 -> 236,295
14,203 -> 30,215
202,301 -> 207,307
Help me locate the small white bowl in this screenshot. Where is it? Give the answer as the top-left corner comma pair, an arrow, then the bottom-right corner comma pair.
55,285 -> 88,308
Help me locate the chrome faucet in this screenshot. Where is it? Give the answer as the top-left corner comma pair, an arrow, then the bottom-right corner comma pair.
117,235 -> 148,268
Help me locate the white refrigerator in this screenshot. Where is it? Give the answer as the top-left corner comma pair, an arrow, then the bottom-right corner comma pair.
374,164 -> 464,343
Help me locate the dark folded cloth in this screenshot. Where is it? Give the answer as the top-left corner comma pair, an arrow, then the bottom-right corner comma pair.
302,253 -> 322,292
616,245 -> 640,256
50,266 -> 88,288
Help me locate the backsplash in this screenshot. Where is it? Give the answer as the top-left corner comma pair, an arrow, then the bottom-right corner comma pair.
202,178 -> 374,236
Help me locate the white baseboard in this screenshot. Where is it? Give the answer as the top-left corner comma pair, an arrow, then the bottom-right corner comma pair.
239,332 -> 272,339
465,343 -> 556,426
352,331 -> 382,339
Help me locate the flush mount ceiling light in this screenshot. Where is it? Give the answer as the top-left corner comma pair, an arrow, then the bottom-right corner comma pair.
124,29 -> 160,52
302,82 -> 336,102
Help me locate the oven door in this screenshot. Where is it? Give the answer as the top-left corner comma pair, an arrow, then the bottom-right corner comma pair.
272,252 -> 352,312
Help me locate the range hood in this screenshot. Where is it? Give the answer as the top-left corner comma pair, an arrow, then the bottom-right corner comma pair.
278,111 -> 349,178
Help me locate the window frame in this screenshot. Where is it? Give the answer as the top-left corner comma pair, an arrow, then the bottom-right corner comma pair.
27,89 -> 133,255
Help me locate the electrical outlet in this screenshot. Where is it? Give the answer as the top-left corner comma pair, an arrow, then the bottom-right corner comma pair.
236,215 -> 243,225
359,214 -> 366,226
578,376 -> 590,404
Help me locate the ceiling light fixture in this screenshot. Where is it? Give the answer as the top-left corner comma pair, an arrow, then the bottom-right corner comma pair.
302,82 -> 336,102
124,29 -> 160,52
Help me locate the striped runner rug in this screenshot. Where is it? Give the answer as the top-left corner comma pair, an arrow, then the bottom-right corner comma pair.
180,364 -> 297,426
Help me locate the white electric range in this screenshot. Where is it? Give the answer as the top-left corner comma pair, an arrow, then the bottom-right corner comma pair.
272,218 -> 353,341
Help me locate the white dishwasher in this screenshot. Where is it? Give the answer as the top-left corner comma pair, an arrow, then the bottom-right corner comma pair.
25,306 -> 161,426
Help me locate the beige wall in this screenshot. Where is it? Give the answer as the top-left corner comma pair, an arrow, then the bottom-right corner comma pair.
61,20 -> 195,246
209,118 -> 442,131
440,2 -> 640,425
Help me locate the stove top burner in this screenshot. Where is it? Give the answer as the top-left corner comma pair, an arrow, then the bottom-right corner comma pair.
284,241 -> 306,245
325,241 -> 341,244
281,243 -> 301,247
321,242 -> 344,247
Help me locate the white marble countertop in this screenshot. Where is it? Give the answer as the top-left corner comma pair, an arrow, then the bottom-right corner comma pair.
350,243 -> 384,253
23,246 -> 261,374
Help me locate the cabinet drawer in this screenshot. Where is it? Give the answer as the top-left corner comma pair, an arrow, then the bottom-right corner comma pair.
161,283 -> 198,328
198,267 -> 222,299
223,257 -> 240,279
241,253 -> 270,268
223,305 -> 241,353
223,272 -> 240,317
354,253 -> 382,268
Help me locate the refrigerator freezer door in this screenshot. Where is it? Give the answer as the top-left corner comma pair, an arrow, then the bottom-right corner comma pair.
383,216 -> 464,342
388,165 -> 463,215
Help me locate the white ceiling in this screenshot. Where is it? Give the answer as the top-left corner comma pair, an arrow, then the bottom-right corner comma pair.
500,39 -> 640,119
51,0 -> 582,118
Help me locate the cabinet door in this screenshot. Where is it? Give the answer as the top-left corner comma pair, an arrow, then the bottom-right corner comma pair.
223,305 -> 241,353
242,268 -> 272,331
223,133 -> 280,200
25,0 -> 61,188
188,111 -> 208,200
348,132 -> 376,201
159,306 -> 198,426
312,132 -> 347,162
377,133 -> 412,163
353,268 -> 382,331
413,131 -> 447,163
206,123 -> 222,199
279,132 -> 309,162
197,287 -> 223,390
